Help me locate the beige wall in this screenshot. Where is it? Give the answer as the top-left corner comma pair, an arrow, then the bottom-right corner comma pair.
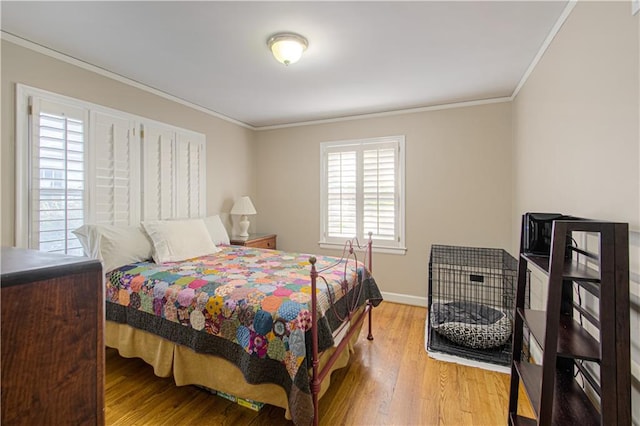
1,40 -> 256,246
512,1 -> 639,420
512,2 -> 639,235
255,102 -> 514,303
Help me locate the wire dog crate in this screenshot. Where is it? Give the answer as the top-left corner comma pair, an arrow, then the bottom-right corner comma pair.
427,245 -> 519,366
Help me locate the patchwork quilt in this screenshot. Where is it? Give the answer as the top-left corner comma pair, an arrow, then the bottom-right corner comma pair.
105,245 -> 382,425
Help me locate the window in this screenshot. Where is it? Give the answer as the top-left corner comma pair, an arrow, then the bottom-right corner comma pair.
16,84 -> 207,255
320,136 -> 406,254
29,99 -> 88,255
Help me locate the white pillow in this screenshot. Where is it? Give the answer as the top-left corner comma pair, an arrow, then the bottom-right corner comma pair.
202,215 -> 230,245
142,218 -> 220,263
72,224 -> 153,273
73,224 -> 94,256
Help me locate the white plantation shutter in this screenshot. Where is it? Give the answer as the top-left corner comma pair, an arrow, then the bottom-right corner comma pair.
142,124 -> 175,220
17,85 -> 207,254
90,111 -> 140,225
327,151 -> 356,237
142,124 -> 206,220
29,98 -> 88,255
363,145 -> 397,240
175,131 -> 206,218
321,136 -> 405,253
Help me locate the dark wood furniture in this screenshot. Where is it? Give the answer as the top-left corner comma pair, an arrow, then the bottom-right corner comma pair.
230,233 -> 277,250
507,218 -> 630,425
1,247 -> 105,425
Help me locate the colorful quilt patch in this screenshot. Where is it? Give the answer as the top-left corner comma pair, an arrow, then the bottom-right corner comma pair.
106,245 -> 362,381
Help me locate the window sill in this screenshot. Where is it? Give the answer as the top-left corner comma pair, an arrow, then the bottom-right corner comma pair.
318,242 -> 407,255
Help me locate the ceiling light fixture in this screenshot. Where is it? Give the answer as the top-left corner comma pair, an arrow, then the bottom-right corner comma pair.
267,33 -> 308,66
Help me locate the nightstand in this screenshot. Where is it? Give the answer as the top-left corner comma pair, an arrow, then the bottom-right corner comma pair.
230,233 -> 277,250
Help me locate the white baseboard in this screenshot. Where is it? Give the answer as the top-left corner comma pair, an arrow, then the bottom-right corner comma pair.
381,291 -> 428,307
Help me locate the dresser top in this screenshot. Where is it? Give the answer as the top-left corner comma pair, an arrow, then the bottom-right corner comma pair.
1,247 -> 102,288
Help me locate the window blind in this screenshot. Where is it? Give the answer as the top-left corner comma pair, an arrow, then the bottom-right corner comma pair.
363,147 -> 396,240
321,136 -> 405,253
91,111 -> 139,226
30,99 -> 87,255
327,151 -> 357,238
175,131 -> 206,219
17,85 -> 207,256
142,125 -> 206,220
142,124 -> 175,220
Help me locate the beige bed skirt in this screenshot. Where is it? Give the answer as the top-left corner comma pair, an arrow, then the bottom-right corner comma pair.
105,316 -> 363,419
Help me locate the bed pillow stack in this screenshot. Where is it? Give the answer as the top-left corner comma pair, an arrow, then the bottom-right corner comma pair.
73,215 -> 231,272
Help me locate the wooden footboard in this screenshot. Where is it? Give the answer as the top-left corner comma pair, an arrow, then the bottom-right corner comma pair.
309,233 -> 375,426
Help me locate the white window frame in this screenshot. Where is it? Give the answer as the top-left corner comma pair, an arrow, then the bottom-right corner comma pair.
319,135 -> 406,255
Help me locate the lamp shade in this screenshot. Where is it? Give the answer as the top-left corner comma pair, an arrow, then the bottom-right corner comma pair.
230,196 -> 257,215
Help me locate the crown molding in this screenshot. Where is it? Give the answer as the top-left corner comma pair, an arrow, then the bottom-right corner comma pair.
511,0 -> 577,99
1,31 -> 255,130
255,97 -> 513,131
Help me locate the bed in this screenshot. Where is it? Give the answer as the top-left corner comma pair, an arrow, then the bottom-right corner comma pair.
75,217 -> 382,426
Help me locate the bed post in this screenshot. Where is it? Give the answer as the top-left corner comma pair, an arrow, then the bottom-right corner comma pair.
309,256 -> 320,426
366,233 -> 374,341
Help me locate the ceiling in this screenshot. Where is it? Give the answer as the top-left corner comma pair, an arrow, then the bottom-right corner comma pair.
1,1 -> 569,128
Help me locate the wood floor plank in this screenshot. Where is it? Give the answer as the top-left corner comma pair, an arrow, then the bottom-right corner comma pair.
106,302 -> 529,425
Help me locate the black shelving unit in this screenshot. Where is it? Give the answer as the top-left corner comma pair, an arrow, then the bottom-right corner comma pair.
507,217 -> 630,425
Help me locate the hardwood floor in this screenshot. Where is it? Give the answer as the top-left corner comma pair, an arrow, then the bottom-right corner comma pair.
106,302 -> 533,425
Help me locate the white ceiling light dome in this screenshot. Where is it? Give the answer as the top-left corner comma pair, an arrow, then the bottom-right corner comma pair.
267,33 -> 308,66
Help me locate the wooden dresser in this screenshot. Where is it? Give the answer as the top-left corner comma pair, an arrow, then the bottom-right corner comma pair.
1,247 -> 104,425
230,233 -> 277,250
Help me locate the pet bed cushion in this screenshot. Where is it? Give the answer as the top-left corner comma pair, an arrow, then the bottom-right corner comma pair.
430,301 -> 511,349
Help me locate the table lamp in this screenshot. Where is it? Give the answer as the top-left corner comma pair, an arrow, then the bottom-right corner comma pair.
230,196 -> 257,237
